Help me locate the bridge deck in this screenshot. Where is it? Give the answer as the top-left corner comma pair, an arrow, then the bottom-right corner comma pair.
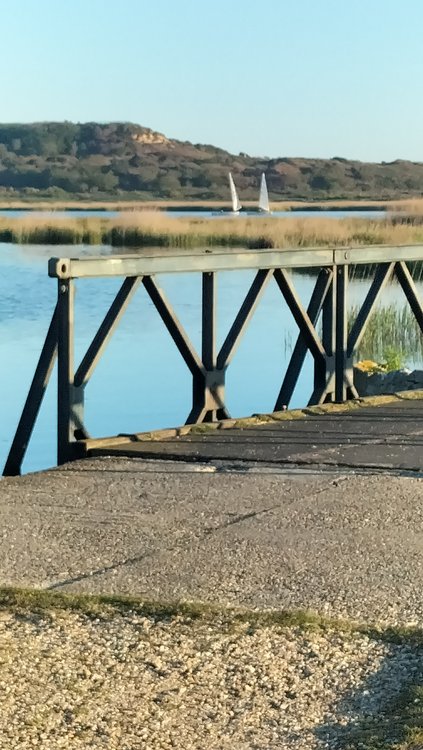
89,394 -> 423,474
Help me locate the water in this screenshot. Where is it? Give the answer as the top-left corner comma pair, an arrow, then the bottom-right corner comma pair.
0,209 -> 119,219
164,209 -> 387,219
0,243 -> 421,475
0,209 -> 386,220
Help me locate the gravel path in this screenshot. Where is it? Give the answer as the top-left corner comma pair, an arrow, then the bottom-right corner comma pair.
0,608 -> 421,750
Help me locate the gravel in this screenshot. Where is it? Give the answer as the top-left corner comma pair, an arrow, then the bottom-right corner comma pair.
0,609 -> 421,750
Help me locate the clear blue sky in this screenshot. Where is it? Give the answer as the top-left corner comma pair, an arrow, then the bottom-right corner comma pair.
1,0 -> 422,162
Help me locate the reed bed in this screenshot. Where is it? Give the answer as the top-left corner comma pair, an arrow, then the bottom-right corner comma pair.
349,304 -> 423,364
2,211 -> 423,249
390,198 -> 423,215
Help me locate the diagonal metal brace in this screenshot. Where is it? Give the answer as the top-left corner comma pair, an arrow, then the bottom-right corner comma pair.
217,269 -> 273,370
3,305 -> 58,476
395,261 -> 423,332
273,268 -> 326,364
275,268 -> 333,410
142,275 -> 204,378
75,276 -> 141,388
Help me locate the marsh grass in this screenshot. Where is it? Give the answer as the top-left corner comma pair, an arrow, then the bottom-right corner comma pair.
349,304 -> 423,364
2,212 -> 423,248
391,198 -> 423,215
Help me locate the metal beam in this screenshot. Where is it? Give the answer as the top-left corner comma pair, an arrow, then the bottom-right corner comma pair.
275,268 -> 333,410
395,261 -> 423,332
49,248 -> 335,279
185,404 -> 208,425
335,265 -> 347,402
312,267 -> 337,405
191,272 -> 230,423
49,245 -> 423,279
217,269 -> 273,370
334,245 -> 423,266
202,272 -> 216,371
142,276 -> 203,377
75,276 -> 141,387
334,266 -> 358,402
200,272 -> 220,422
57,279 -> 76,465
2,305 -> 58,476
273,268 -> 326,363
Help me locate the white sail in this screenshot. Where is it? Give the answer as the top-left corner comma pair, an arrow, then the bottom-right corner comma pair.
228,172 -> 242,213
258,173 -> 270,213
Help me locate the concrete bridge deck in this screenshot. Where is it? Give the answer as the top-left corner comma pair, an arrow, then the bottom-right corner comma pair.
1,393 -> 422,626
88,393 -> 423,474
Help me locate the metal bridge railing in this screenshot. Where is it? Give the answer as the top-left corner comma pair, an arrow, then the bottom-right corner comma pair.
3,244 -> 423,475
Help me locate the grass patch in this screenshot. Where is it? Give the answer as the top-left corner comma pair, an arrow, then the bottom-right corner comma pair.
0,587 -> 422,645
0,586 -> 344,628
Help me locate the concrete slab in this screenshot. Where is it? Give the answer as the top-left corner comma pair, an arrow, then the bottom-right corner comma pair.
89,399 -> 423,473
1,457 -> 422,626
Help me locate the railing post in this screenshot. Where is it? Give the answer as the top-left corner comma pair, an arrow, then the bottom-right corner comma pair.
57,278 -> 80,464
202,271 -> 216,374
190,272 -> 228,423
335,264 -> 350,402
310,267 -> 336,404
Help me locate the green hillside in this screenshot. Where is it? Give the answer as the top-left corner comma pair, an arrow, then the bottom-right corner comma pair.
0,121 -> 422,201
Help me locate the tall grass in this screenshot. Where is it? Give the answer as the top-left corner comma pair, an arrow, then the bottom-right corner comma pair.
2,212 -> 423,249
349,304 -> 423,364
391,198 -> 423,215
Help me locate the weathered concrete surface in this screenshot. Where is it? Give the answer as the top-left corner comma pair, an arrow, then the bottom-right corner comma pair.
90,398 -> 423,473
0,457 -> 422,626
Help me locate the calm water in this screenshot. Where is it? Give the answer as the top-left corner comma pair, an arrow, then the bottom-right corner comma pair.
0,242 -> 421,474
0,209 -> 386,220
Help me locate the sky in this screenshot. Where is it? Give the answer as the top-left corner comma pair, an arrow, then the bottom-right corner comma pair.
1,0 -> 422,162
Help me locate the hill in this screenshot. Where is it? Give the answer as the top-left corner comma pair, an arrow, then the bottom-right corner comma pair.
0,121 -> 423,202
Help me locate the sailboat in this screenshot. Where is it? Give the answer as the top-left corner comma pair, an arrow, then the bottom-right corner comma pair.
228,172 -> 242,215
258,173 -> 271,214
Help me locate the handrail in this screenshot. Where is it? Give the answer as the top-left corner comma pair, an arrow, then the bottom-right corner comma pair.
48,244 -> 423,279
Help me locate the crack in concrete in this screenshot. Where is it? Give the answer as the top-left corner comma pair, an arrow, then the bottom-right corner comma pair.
44,475 -> 345,592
